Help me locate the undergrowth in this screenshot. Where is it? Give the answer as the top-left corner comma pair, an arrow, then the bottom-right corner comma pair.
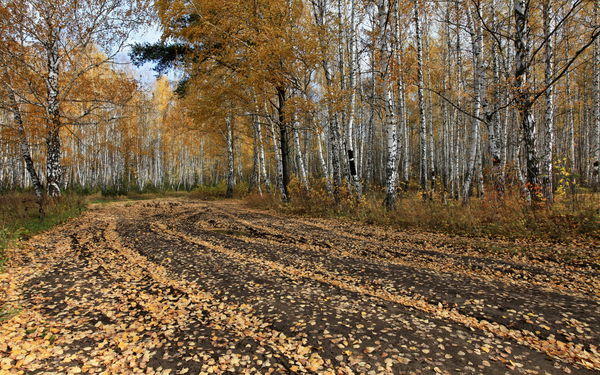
1,181 -> 596,270
0,183 -> 243,266
88,182 -> 247,202
188,182 -> 250,200
0,192 -> 86,270
246,179 -> 599,243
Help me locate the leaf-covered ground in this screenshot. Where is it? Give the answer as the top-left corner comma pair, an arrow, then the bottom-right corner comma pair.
0,199 -> 598,374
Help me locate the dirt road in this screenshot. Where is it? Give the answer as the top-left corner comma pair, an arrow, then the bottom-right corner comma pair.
1,199 -> 598,374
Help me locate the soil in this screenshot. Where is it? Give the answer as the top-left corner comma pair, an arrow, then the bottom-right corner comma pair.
1,199 -> 598,374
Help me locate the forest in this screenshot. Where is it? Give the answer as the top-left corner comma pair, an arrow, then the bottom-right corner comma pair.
0,0 -> 599,374
0,0 -> 599,208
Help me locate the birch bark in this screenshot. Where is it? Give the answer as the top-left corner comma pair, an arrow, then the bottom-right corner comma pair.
10,91 -> 44,203
346,0 -> 362,196
251,116 -> 262,195
514,0 -> 540,201
257,118 -> 271,192
462,9 -> 482,202
414,0 -> 428,192
489,0 -> 504,195
46,36 -> 62,197
384,89 -> 399,209
542,0 -> 555,202
225,114 -> 235,198
267,103 -> 287,200
593,0 -> 600,186
293,117 -> 309,189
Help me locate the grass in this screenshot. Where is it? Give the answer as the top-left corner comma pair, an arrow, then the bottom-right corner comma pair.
0,192 -> 86,322
0,183 -> 240,259
245,179 -> 599,245
87,183 -> 245,203
188,182 -> 250,200
1,182 -> 596,269
0,192 -> 87,270
88,190 -> 192,204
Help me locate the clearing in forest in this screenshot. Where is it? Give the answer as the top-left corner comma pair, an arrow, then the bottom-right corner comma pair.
0,199 -> 598,374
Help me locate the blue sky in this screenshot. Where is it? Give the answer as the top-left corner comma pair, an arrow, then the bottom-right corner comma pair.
115,23 -> 179,89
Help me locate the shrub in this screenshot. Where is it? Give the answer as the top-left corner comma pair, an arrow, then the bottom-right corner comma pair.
246,183 -> 599,243
189,182 -> 250,200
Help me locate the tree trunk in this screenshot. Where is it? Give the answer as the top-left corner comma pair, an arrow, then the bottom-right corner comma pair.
489,0 -> 504,196
46,38 -> 62,197
257,118 -> 271,192
225,115 -> 235,198
199,138 -> 205,186
277,87 -> 291,200
565,43 -> 576,178
10,102 -> 42,194
514,0 -> 540,202
384,89 -> 399,209
345,0 -> 362,197
593,0 -> 600,188
268,111 -> 287,200
542,0 -> 555,202
292,117 -> 309,189
311,0 -> 340,196
462,9 -> 482,203
394,0 -> 409,191
250,115 -> 262,195
10,91 -> 45,213
414,0 -> 428,192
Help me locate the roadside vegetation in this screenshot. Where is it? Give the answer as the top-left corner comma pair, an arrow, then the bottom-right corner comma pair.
0,192 -> 86,268
0,193 -> 83,269
1,181 -> 597,273
0,184 -> 235,268
246,180 -> 599,260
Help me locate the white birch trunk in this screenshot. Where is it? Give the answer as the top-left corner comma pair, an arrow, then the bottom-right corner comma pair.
346,0 -> 362,196
293,118 -> 309,189
489,0 -> 504,195
542,0 -> 555,202
462,8 -> 482,202
251,116 -> 263,195
10,91 -> 44,202
593,0 -> 600,186
45,37 -> 62,197
384,89 -> 399,209
225,115 -> 235,198
257,119 -> 271,192
514,0 -> 540,201
414,0 -> 428,191
267,105 -> 287,200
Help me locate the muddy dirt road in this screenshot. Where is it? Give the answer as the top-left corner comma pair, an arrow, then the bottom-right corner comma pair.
1,199 -> 598,374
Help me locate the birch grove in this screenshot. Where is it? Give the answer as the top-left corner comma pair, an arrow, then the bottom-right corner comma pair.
1,0 -> 599,207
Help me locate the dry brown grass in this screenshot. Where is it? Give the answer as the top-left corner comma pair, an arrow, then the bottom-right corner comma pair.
0,192 -> 86,266
246,180 -> 599,243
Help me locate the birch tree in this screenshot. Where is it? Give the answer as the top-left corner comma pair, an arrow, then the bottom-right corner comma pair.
414,0 -> 428,192
594,0 -> 600,187
0,0 -> 149,196
542,0 -> 555,202
2,0 -> 599,209
225,114 -> 235,198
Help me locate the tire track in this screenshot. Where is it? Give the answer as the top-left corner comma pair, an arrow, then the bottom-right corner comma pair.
210,205 -> 598,298
4,199 -> 598,374
182,205 -> 599,350
102,214 -> 339,374
150,219 -> 600,371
